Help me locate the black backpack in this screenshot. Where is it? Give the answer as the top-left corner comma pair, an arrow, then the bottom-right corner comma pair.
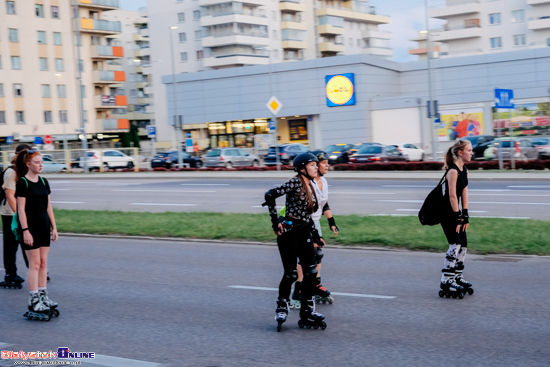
418,169 -> 450,226
0,166 -> 13,206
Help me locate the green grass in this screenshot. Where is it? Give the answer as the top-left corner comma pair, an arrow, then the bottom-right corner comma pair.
55,210 -> 550,255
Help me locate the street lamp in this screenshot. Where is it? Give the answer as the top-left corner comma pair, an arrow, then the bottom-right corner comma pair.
168,25 -> 183,168
73,0 -> 88,172
423,0 -> 439,160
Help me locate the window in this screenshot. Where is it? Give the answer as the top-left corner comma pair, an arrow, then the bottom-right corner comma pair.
14,84 -> 23,97
0,84 -> 3,97
179,32 -> 186,42
349,38 -> 353,46
196,50 -> 203,60
80,85 -> 86,98
490,37 -> 502,49
193,10 -> 200,20
514,34 -> 526,46
51,6 -> 60,19
59,110 -> 68,123
6,1 -> 15,14
9,28 -> 18,43
0,56 -> 2,70
78,59 -> 84,72
39,57 -> 49,71
512,10 -> 525,22
41,84 -> 51,98
44,111 -> 52,124
130,89 -> 137,97
0,112 -> 5,125
15,111 -> 24,124
37,31 -> 47,44
194,30 -> 201,40
92,36 -> 101,45
35,4 -> 44,17
11,56 -> 21,70
53,32 -> 62,45
489,13 -> 501,25
55,58 -> 64,72
57,84 -> 66,98
178,12 -> 185,22
180,52 -> 187,62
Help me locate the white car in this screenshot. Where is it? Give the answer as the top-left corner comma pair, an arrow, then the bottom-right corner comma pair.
42,155 -> 69,173
390,144 -> 425,161
80,150 -> 135,172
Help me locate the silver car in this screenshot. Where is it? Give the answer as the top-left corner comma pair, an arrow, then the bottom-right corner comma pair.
491,138 -> 538,160
204,148 -> 260,168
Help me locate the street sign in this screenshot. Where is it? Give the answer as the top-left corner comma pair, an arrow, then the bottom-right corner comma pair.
34,137 -> 43,145
268,119 -> 276,132
495,89 -> 514,109
266,96 -> 282,115
6,136 -> 14,144
185,138 -> 193,153
43,135 -> 53,145
147,125 -> 156,138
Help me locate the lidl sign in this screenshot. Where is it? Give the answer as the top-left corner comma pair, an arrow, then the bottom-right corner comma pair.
325,73 -> 355,107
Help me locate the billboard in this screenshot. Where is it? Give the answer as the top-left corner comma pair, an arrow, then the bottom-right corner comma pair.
325,73 -> 355,107
437,109 -> 484,141
492,102 -> 550,136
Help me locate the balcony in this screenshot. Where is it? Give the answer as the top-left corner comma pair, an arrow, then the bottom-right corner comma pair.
134,47 -> 150,58
93,70 -> 126,84
199,0 -> 265,6
318,24 -> 344,35
79,0 -> 119,10
281,21 -> 307,30
91,45 -> 124,59
430,0 -> 481,19
133,33 -> 148,42
203,55 -> 269,68
362,29 -> 391,40
408,46 -> 440,55
94,95 -> 127,108
100,118 -> 130,131
200,14 -> 269,27
281,40 -> 307,49
316,7 -> 390,24
80,18 -> 121,35
126,112 -> 151,120
433,21 -> 482,41
279,0 -> 306,12
363,47 -> 393,57
528,17 -> 550,30
319,42 -> 344,53
202,34 -> 269,47
527,0 -> 550,4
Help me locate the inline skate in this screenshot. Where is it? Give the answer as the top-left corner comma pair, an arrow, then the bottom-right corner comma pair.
24,292 -> 59,321
298,298 -> 326,330
439,269 -> 465,299
289,281 -> 302,309
0,274 -> 24,289
275,299 -> 289,332
314,277 -> 334,305
454,265 -> 474,295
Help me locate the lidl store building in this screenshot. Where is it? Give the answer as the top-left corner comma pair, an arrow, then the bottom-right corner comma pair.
162,48 -> 550,157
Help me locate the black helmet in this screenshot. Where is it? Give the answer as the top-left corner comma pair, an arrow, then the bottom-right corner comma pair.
293,152 -> 318,171
310,150 -> 328,162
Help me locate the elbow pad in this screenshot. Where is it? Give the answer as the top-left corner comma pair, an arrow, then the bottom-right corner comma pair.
262,190 -> 277,207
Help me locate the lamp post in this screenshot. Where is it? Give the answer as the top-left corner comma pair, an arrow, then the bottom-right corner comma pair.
73,0 -> 88,172
168,26 -> 183,168
424,0 -> 438,161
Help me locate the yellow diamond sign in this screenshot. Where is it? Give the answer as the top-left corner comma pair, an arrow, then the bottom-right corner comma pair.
266,96 -> 283,115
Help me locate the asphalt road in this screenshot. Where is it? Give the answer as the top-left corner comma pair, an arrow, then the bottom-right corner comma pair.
1,237 -> 549,367
46,177 -> 550,220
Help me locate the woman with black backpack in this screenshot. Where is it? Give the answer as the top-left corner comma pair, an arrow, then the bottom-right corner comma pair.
439,140 -> 474,299
263,152 -> 327,331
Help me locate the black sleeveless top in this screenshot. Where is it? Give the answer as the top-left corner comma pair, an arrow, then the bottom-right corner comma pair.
443,163 -> 468,213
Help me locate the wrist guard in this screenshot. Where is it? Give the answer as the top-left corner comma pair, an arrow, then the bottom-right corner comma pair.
462,209 -> 469,224
327,217 -> 339,232
454,210 -> 462,226
270,214 -> 279,231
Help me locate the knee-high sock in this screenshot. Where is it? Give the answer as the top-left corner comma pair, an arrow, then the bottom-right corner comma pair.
457,246 -> 467,265
444,244 -> 461,269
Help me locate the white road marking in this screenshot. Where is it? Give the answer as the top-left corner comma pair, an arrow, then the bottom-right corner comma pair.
252,205 -> 283,208
469,193 -> 550,197
331,192 -> 395,195
507,185 -> 550,189
180,184 -> 230,186
377,200 -> 424,203
229,285 -> 396,299
112,190 -> 216,193
131,203 -> 196,206
383,185 -> 434,188
468,189 -> 512,192
395,209 -> 487,213
50,189 -> 70,191
378,200 -> 550,205
51,201 -> 84,204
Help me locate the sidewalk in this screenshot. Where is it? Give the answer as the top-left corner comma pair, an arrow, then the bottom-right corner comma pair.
43,169 -> 550,181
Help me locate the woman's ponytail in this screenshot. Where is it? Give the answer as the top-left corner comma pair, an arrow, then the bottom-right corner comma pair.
444,140 -> 471,169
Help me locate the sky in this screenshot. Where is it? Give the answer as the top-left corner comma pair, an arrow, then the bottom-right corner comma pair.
119,0 -> 444,63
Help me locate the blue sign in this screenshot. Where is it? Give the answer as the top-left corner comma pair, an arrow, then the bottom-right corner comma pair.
325,73 -> 356,107
6,136 -> 14,144
147,125 -> 156,138
268,119 -> 276,132
495,89 -> 514,109
34,137 -> 43,145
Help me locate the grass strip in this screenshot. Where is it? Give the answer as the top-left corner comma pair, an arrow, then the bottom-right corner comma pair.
55,209 -> 550,255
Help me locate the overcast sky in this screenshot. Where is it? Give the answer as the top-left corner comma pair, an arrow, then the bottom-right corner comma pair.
119,0 -> 444,63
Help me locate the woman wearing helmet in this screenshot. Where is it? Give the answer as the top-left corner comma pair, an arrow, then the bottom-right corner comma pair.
263,152 -> 327,331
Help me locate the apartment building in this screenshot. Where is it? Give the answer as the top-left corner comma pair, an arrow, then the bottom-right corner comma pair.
427,0 -> 550,58
408,31 -> 447,60
147,0 -> 392,147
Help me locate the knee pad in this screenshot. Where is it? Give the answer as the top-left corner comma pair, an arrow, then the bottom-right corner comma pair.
302,264 -> 318,277
283,269 -> 298,282
314,247 -> 324,264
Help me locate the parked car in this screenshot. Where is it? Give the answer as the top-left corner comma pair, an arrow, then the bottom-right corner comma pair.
389,143 -> 425,161
324,144 -> 354,164
79,150 -> 135,172
42,155 -> 69,173
530,137 -> 550,159
264,143 -> 309,166
204,148 -> 260,168
151,151 -> 203,169
349,145 -> 407,163
462,135 -> 495,159
488,138 -> 538,161
349,142 -> 383,156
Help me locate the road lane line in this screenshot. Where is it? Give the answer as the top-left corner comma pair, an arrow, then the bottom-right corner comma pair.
378,200 -> 550,205
395,209 -> 487,213
382,185 -> 433,188
229,285 -> 396,299
112,190 -> 216,193
469,193 -> 550,197
507,185 -> 550,189
51,201 -> 85,204
252,205 -> 283,208
468,189 -> 512,192
180,184 -> 230,186
131,203 -> 196,206
51,189 -> 70,191
331,192 -> 395,195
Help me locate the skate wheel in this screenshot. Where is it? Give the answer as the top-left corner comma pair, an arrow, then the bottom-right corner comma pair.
467,288 -> 474,295
313,324 -> 319,329
458,292 -> 464,299
52,309 -> 60,317
445,294 -> 450,298
298,320 -> 305,329
451,293 -> 457,299
306,324 -> 312,329
328,297 -> 334,304
321,321 -> 327,330
438,290 -> 444,298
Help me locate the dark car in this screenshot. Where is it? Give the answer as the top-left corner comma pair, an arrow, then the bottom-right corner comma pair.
264,143 -> 309,166
151,151 -> 203,168
349,142 -> 383,156
324,144 -> 354,164
462,135 -> 495,159
349,145 -> 407,163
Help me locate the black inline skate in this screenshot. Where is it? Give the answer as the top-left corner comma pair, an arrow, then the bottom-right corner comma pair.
439,269 -> 465,299
290,281 -> 302,309
314,277 -> 334,305
24,292 -> 59,321
454,265 -> 474,296
298,298 -> 326,330
0,274 -> 24,289
275,299 -> 290,332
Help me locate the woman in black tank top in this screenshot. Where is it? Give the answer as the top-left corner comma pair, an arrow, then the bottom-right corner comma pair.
439,140 -> 474,299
